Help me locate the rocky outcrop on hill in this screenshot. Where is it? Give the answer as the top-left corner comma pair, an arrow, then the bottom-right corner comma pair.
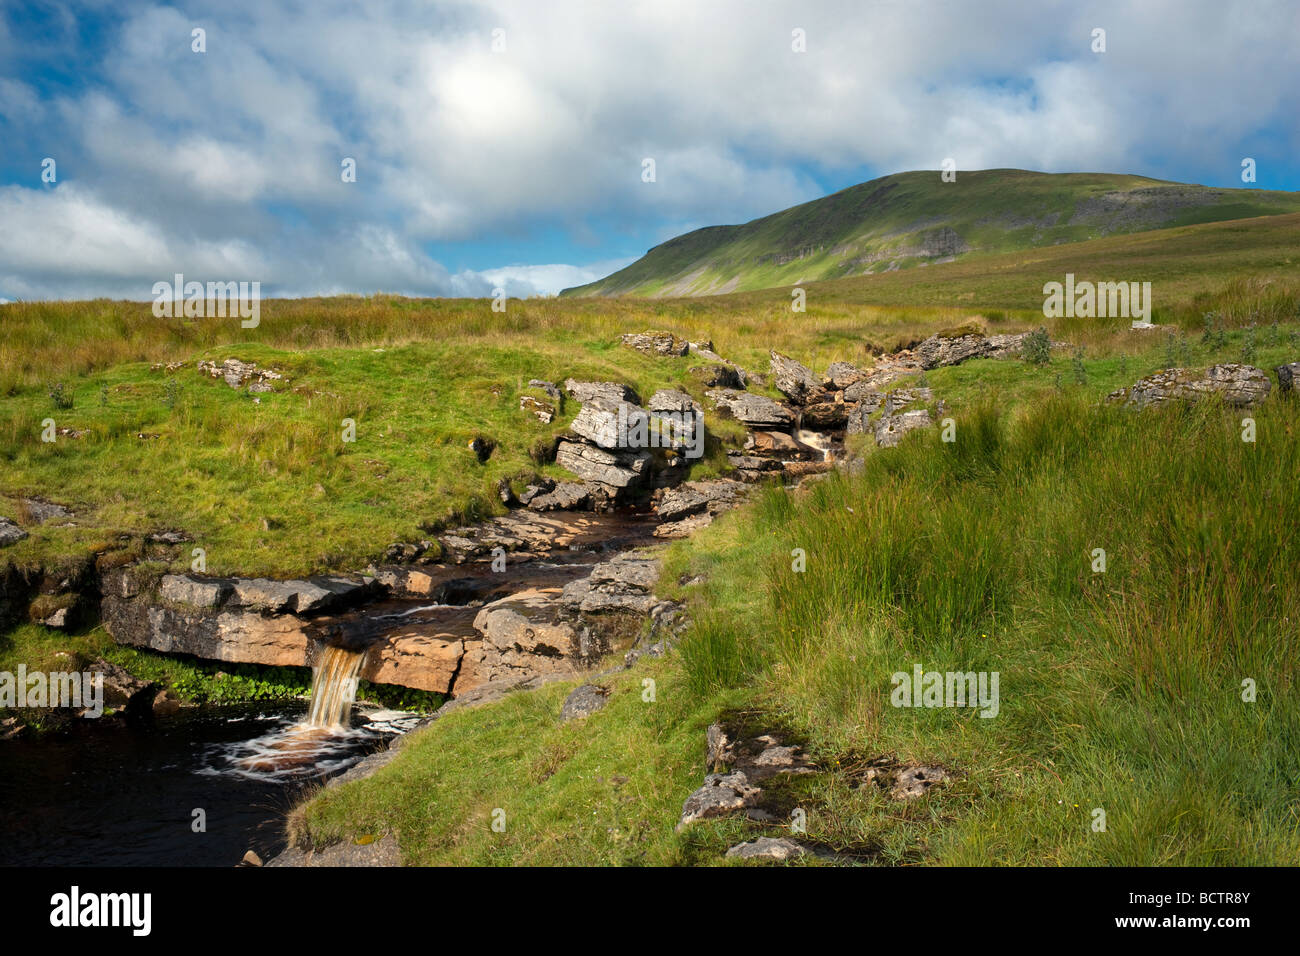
1107,364 -> 1272,408
915,330 -> 1033,369
197,358 -> 286,393
621,330 -> 689,357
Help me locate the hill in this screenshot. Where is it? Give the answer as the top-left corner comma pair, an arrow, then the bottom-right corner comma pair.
561,169 -> 1300,298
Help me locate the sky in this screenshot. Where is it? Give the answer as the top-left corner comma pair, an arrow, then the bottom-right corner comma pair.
1,0 -> 1298,301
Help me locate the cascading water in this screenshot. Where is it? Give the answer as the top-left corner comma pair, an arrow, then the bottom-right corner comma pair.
305,645 -> 363,730
205,644 -> 417,780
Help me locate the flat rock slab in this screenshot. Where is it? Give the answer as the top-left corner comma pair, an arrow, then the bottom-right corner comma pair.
1109,363 -> 1272,409
725,837 -> 810,861
267,834 -> 401,868
560,683 -> 610,722
706,389 -> 795,429
621,331 -> 689,357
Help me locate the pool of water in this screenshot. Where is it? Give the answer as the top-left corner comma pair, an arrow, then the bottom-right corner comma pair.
0,702 -> 414,867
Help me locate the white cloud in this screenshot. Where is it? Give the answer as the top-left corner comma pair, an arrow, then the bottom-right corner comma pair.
2,0 -> 1296,299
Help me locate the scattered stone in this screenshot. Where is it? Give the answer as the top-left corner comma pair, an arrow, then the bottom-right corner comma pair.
147,530 -> 191,545
528,379 -> 562,401
874,409 -> 933,447
1108,364 -> 1272,409
1275,362 -> 1300,394
198,358 -> 285,392
824,361 -> 869,389
890,765 -> 952,800
560,683 -> 610,722
519,395 -> 556,423
239,850 -> 263,867
725,837 -> 810,861
0,518 -> 28,547
621,330 -> 689,357
677,771 -> 761,830
19,498 -> 72,524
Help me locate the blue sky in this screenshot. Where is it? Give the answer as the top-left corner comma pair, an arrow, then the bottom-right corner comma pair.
2,0 -> 1298,301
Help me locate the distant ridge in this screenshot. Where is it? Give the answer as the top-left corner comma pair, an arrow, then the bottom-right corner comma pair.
560,169 -> 1300,298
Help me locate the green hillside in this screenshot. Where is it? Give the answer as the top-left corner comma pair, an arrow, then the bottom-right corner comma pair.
562,169 -> 1300,298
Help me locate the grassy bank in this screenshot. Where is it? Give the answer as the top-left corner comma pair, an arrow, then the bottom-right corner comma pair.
297,387 -> 1300,865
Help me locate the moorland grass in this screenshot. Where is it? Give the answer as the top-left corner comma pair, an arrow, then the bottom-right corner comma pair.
298,390 -> 1300,865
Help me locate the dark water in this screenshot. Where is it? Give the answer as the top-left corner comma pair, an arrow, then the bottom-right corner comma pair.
0,702 -> 412,867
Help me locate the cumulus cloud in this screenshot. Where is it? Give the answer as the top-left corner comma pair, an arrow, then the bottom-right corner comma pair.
1,0 -> 1296,299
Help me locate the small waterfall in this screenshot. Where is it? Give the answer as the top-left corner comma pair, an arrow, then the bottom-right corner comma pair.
305,645 -> 363,730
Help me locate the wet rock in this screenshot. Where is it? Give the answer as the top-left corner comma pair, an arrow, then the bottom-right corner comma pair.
560,683 -> 610,722
799,402 -> 848,431
524,481 -> 594,512
563,379 -> 641,406
706,389 -> 795,429
725,452 -> 784,482
91,658 -> 157,712
0,518 -> 28,547
152,689 -> 182,716
1275,362 -> 1300,394
770,351 -> 819,404
677,771 -> 761,830
1108,364 -> 1272,409
438,511 -> 630,564
874,409 -> 933,447
745,431 -> 820,460
725,837 -> 810,861
360,631 -> 465,694
621,330 -> 689,357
